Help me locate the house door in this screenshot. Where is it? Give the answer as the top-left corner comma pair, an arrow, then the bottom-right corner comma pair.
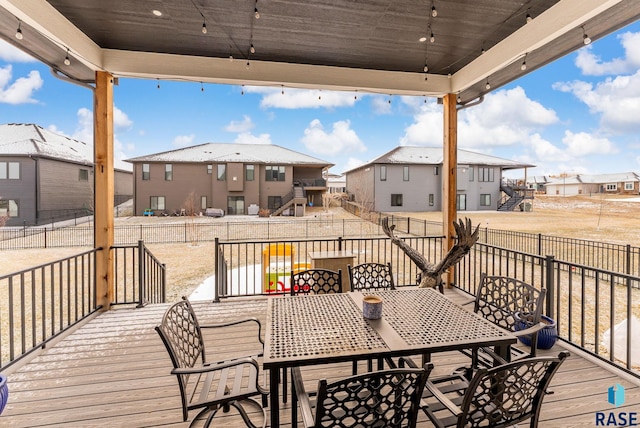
227,196 -> 245,215
456,194 -> 467,211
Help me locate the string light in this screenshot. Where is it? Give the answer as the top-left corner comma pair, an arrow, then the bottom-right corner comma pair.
485,79 -> 491,90
241,85 -> 244,95
388,94 -> 392,104
582,26 -> 591,45
15,21 -> 23,40
202,21 -> 207,34
520,54 -> 527,71
229,46 -> 234,61
200,82 -> 204,92
63,48 -> 71,66
281,85 -> 284,95
526,10 -> 532,23
250,43 -> 256,54
254,0 -> 260,19
456,94 -> 462,103
246,60 -> 250,69
430,30 -> 435,43
157,78 -> 160,89
431,2 -> 437,17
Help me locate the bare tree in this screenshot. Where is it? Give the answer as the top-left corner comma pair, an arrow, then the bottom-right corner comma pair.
182,192 -> 199,245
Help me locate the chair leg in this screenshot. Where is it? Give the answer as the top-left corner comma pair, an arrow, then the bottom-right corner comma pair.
201,399 -> 267,428
282,367 -> 288,403
291,374 -> 299,428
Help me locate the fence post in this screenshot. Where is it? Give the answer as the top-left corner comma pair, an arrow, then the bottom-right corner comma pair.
137,240 -> 146,307
338,236 -> 343,251
626,244 -> 631,275
44,227 -> 47,248
214,238 -> 220,302
538,233 -> 543,257
184,223 -> 187,243
407,217 -> 410,234
545,255 -> 555,319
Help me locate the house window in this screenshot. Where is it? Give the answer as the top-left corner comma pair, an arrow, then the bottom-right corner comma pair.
217,164 -> 226,181
403,166 -> 409,181
457,194 -> 467,210
468,167 -> 474,181
268,196 -> 282,210
429,194 -> 434,206
380,166 -> 387,181
391,194 -> 403,206
624,182 -> 634,191
246,164 -> 255,181
605,183 -> 617,191
480,194 -> 491,206
434,166 -> 439,176
0,161 -> 20,179
201,196 -> 207,210
478,167 -> 494,182
142,163 -> 150,180
266,166 -> 285,181
150,196 -> 165,210
0,199 -> 18,217
207,164 -> 212,174
165,164 -> 173,181
79,169 -> 89,181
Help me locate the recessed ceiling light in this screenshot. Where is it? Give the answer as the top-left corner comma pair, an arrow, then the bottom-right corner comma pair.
152,10 -> 162,17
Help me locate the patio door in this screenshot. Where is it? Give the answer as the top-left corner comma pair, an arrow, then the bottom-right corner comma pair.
227,196 -> 245,215
456,194 -> 467,211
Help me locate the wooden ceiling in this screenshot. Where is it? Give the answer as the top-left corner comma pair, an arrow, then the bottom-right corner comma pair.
1,0 -> 639,103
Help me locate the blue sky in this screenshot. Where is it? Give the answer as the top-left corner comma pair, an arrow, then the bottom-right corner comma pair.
1,20 -> 640,178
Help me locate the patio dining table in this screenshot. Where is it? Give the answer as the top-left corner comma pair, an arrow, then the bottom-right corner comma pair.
263,287 -> 517,427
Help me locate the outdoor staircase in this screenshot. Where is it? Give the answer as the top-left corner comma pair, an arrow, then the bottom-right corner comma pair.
271,186 -> 307,216
498,181 -> 526,211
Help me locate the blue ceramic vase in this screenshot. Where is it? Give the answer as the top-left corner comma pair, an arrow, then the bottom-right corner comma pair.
0,373 -> 8,415
514,313 -> 558,350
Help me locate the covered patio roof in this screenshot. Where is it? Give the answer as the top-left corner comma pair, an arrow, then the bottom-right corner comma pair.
1,0 -> 639,103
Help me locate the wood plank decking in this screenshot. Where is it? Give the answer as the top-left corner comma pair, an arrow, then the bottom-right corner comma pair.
1,291 -> 638,427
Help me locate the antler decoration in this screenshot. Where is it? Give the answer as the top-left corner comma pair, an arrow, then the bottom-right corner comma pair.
382,217 -> 479,292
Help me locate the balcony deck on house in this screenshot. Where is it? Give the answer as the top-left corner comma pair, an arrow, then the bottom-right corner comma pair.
2,290 -> 638,428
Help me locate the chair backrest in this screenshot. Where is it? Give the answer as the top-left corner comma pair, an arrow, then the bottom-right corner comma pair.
458,351 -> 569,428
290,268 -> 342,295
156,299 -> 205,370
315,365 -> 432,428
474,273 -> 546,352
348,262 -> 395,291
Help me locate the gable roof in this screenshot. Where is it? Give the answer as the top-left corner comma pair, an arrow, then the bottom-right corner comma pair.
548,172 -> 640,185
0,123 -> 132,172
125,143 -> 333,167
346,146 -> 534,173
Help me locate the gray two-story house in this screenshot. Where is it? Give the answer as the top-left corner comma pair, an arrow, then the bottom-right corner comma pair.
345,146 -> 534,212
126,143 -> 332,216
0,123 -> 133,226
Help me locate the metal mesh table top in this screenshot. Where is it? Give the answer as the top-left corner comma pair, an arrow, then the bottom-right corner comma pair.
265,294 -> 388,365
369,288 -> 513,347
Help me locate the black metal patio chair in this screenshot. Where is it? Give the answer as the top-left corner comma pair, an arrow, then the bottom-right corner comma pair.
290,268 -> 342,295
411,351 -> 569,428
348,262 -> 396,292
291,363 -> 433,428
155,297 -> 268,428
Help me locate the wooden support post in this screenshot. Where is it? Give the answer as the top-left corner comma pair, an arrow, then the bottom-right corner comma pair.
442,94 -> 457,288
94,71 -> 114,310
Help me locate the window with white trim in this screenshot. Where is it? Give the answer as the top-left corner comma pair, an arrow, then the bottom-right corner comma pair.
150,196 -> 165,210
624,182 -> 634,191
605,183 -> 617,191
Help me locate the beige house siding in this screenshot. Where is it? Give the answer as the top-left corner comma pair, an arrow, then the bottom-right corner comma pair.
38,158 -> 93,212
345,166 -> 375,212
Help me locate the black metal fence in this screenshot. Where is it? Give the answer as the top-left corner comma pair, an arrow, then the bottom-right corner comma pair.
0,242 -> 165,370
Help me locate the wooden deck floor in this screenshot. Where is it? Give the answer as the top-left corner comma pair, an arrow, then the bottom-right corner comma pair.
1,291 -> 639,427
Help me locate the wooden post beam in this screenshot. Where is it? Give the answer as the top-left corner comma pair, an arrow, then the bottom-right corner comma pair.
442,94 -> 457,288
94,71 -> 114,310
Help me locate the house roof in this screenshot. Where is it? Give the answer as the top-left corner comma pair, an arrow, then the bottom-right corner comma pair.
346,146 -> 534,173
0,123 -> 132,171
125,142 -> 333,167
2,1 -> 638,104
548,172 -> 640,185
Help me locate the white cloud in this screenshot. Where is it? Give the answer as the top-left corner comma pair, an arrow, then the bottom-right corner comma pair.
0,40 -> 36,62
561,130 -> 616,157
234,132 -> 272,144
225,115 -> 254,132
343,157 -> 366,172
553,71 -> 640,133
301,119 -> 366,156
0,66 -> 43,104
245,86 -> 358,109
114,106 -> 133,129
400,87 -> 558,148
173,134 -> 195,148
575,31 -> 640,76
371,95 -> 392,114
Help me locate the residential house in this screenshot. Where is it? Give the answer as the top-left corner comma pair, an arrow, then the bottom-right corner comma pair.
545,172 -> 640,196
0,123 -> 133,226
125,143 -> 332,216
345,146 -> 534,212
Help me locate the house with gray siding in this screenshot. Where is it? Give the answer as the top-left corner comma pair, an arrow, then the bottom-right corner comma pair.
0,123 -> 133,226
345,146 -> 533,212
125,143 -> 332,216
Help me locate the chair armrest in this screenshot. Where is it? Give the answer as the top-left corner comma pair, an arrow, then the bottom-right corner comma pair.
476,346 -> 508,366
171,356 -> 259,375
513,321 -> 545,338
201,317 -> 265,346
292,367 -> 315,428
398,356 -> 419,368
424,380 -> 463,417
